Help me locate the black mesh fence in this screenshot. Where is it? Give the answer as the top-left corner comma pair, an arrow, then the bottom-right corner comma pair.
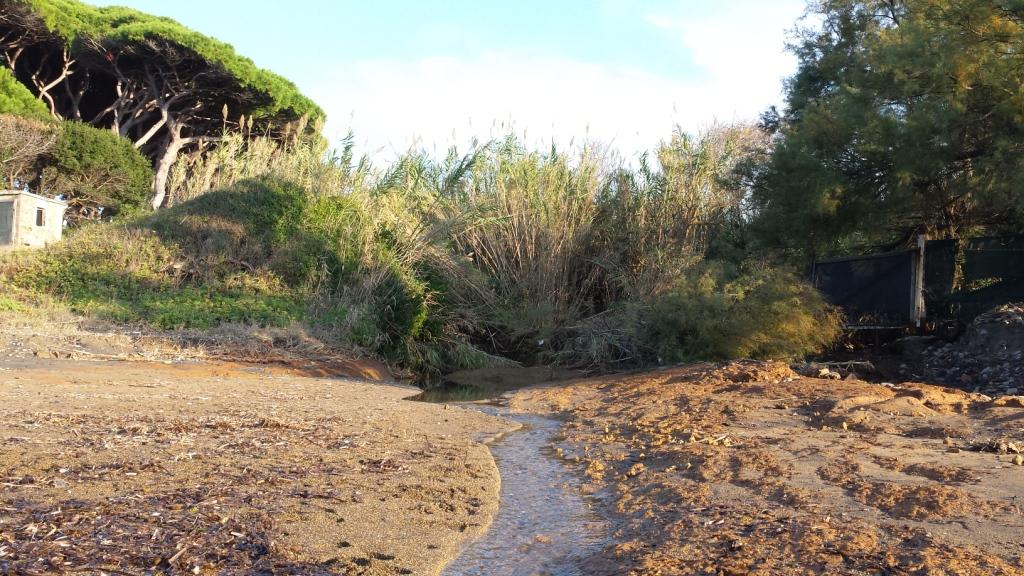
953,235 -> 1024,320
964,236 -> 1024,283
923,239 -> 958,319
954,280 -> 1024,320
812,251 -> 918,327
813,235 -> 1024,329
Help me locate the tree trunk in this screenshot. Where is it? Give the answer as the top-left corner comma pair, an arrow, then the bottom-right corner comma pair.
64,70 -> 88,121
150,128 -> 186,210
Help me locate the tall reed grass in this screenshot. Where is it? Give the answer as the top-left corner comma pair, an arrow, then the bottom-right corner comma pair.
3,124 -> 840,378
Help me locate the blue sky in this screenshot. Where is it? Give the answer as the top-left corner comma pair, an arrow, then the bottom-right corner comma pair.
102,0 -> 809,159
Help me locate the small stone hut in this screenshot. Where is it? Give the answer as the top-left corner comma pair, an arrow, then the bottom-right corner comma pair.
0,190 -> 67,250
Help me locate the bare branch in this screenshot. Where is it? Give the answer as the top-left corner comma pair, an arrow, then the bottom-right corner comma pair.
0,115 -> 58,189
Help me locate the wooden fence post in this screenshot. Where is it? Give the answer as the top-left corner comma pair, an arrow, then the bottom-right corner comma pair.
912,235 -> 927,326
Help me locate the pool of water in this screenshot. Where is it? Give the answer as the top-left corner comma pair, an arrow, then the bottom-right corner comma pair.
409,385 -> 494,403
441,403 -> 608,576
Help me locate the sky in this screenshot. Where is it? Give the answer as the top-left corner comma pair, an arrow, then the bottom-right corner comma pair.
100,0 -> 810,161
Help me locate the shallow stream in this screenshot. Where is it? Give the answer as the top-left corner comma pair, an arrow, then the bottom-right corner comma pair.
439,402 -> 608,576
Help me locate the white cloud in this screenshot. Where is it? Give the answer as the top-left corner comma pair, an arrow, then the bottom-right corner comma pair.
644,1 -> 807,109
304,2 -> 806,163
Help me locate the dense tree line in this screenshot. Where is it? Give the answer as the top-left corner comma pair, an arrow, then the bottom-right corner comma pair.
3,0 -> 1021,251
0,0 -> 321,208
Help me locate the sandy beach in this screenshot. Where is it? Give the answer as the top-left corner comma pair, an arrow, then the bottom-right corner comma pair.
0,359 -> 515,575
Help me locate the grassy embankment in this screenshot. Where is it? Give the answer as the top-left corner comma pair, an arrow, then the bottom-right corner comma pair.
0,129 -> 841,380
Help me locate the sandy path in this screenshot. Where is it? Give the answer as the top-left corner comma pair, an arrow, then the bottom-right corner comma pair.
510,361 -> 1024,575
0,359 -> 516,575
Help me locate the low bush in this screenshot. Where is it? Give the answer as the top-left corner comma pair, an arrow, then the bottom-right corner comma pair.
640,263 -> 842,362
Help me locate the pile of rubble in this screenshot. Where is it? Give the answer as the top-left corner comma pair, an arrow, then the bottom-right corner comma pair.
792,361 -> 877,381
915,303 -> 1024,396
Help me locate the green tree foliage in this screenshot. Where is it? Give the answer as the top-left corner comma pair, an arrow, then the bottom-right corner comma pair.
43,121 -> 153,221
751,0 -> 1024,258
12,0 -> 320,120
0,67 -> 49,120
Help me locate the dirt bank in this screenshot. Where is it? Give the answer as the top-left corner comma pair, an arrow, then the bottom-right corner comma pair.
510,361 -> 1024,575
0,307 -> 392,381
0,359 -> 515,575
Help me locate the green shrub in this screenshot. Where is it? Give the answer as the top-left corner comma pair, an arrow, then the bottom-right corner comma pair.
375,259 -> 429,343
640,263 -> 842,362
43,121 -> 152,220
270,194 -> 371,287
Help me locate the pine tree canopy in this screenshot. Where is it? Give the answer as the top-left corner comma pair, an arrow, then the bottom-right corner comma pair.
751,0 -> 1024,258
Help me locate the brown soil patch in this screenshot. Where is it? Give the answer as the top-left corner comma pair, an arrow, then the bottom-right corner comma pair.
510,360 -> 1024,575
817,458 -> 989,520
873,455 -> 979,484
0,359 -> 515,575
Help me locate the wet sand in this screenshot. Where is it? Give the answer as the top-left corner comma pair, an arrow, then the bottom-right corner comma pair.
441,404 -> 607,576
0,359 -> 516,575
